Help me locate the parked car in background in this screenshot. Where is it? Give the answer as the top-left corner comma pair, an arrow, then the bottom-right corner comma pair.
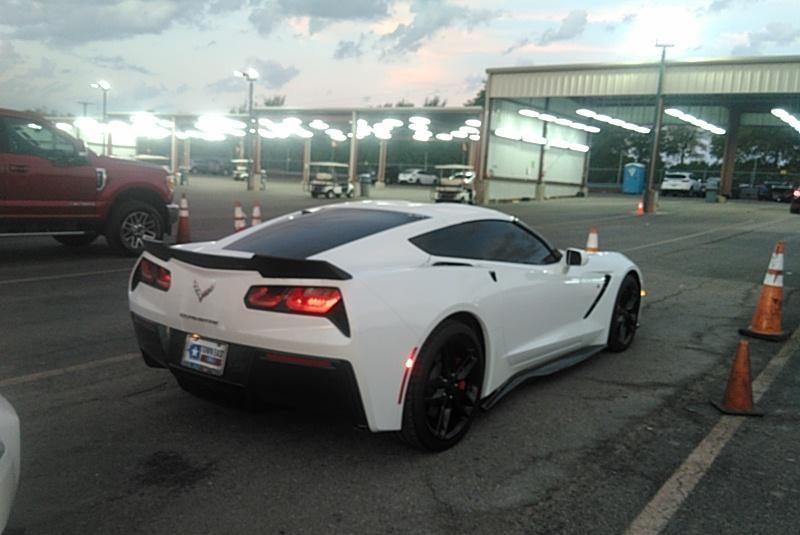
190,158 -> 232,175
757,181 -> 795,202
698,177 -> 721,194
660,172 -> 701,197
0,394 -> 20,534
0,108 -> 177,255
398,168 -> 438,185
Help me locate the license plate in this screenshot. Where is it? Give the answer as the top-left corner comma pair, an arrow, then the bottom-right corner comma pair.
181,335 -> 228,376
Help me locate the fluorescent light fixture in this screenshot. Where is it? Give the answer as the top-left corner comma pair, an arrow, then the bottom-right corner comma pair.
451,130 -> 469,139
413,132 -> 433,142
175,131 -> 189,140
465,119 -> 481,127
282,117 -> 302,127
408,123 -> 429,131
296,128 -> 314,139
435,133 -> 453,141
771,108 -> 800,132
309,119 -> 329,130
374,131 -> 392,140
409,116 -> 431,125
519,109 -> 600,134
521,134 -> 547,145
469,134 -> 480,141
460,126 -> 480,135
26,122 -> 43,130
576,108 -> 650,134
494,127 -> 521,141
665,108 -> 726,135
55,122 -> 73,132
382,118 -> 404,128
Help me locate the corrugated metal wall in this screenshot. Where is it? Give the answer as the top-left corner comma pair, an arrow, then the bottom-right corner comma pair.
489,60 -> 800,98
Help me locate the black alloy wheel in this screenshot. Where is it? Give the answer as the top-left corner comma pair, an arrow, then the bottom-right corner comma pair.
607,273 -> 641,352
108,200 -> 164,256
400,319 -> 484,451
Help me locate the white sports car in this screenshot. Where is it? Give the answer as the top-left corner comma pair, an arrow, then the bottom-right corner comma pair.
0,394 -> 20,532
129,202 -> 643,451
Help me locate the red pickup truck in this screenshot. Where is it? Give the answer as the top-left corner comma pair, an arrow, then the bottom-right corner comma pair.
0,108 -> 177,255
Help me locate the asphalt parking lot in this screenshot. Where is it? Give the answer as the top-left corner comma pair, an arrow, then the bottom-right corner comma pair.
2,176 -> 799,534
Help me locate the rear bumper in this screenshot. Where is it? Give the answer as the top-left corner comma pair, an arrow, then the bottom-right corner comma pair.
131,313 -> 368,427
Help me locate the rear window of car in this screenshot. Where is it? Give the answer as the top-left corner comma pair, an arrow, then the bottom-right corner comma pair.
665,173 -> 691,179
224,208 -> 428,258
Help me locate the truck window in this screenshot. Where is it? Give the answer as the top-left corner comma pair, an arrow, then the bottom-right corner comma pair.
3,117 -> 76,159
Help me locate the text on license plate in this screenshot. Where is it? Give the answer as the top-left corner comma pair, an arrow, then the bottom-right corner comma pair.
181,335 -> 228,376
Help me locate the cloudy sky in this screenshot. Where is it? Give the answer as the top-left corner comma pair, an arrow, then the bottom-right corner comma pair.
0,0 -> 797,115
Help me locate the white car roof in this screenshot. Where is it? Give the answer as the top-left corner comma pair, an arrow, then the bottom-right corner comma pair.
315,200 -> 511,225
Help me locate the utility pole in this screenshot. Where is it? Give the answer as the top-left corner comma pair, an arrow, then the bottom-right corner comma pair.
643,43 -> 673,214
78,101 -> 92,116
234,68 -> 260,191
90,80 -> 111,155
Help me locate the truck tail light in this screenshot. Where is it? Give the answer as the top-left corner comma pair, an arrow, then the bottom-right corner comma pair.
133,257 -> 171,291
244,285 -> 349,335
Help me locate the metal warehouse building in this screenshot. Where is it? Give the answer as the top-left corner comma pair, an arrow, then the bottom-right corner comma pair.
477,55 -> 800,202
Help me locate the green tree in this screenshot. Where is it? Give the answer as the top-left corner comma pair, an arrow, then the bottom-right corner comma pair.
263,95 -> 286,106
660,125 -> 701,166
423,95 -> 447,107
464,86 -> 485,107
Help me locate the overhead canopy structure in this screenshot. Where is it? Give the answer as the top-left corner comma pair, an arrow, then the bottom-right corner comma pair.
479,55 -> 800,201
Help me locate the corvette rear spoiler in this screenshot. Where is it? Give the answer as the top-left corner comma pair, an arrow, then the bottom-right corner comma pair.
143,240 -> 352,280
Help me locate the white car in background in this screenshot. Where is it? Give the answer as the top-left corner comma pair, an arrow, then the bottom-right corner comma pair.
129,202 -> 643,451
0,395 -> 20,533
660,172 -> 701,197
398,168 -> 438,185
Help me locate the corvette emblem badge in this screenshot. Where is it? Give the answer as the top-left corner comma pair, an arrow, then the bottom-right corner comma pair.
193,280 -> 215,302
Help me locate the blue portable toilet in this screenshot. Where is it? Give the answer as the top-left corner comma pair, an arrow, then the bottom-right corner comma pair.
622,163 -> 646,194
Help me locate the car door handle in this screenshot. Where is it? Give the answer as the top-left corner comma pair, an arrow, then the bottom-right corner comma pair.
8,164 -> 29,174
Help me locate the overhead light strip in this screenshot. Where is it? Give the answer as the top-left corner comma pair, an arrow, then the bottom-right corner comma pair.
771,108 -> 800,133
664,108 -> 726,135
575,109 -> 650,134
518,109 -> 600,133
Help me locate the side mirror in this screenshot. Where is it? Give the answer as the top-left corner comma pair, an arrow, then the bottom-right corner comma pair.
566,249 -> 582,266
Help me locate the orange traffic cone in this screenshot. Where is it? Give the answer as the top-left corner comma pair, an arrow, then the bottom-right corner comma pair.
739,241 -> 790,341
585,227 -> 599,253
635,201 -> 644,216
233,201 -> 247,232
251,202 -> 262,226
711,340 -> 763,416
175,194 -> 191,244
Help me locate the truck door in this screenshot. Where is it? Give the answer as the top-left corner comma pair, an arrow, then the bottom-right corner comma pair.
0,116 -> 97,219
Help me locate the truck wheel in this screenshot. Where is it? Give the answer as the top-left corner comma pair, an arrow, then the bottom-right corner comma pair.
54,234 -> 97,248
107,200 -> 164,256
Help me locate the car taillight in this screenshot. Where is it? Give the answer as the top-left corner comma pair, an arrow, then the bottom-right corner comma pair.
245,286 -> 342,315
285,288 -> 341,314
134,257 -> 171,291
793,189 -> 800,198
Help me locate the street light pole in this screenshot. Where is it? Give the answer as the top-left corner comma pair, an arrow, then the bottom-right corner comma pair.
234,68 -> 260,191
90,79 -> 111,155
643,43 -> 673,214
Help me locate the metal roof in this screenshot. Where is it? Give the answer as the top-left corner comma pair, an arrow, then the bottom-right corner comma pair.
487,55 -> 800,98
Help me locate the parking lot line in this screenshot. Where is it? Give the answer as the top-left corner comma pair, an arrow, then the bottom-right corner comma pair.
0,353 -> 138,388
623,328 -> 800,535
0,268 -> 130,286
622,217 -> 791,253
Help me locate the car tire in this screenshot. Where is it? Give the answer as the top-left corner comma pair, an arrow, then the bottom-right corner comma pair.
54,234 -> 98,248
107,200 -> 164,256
606,273 -> 641,352
399,319 -> 484,452
326,190 -> 335,199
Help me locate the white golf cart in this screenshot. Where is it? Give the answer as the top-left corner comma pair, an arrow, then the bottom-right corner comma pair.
433,164 -> 476,203
308,162 -> 355,199
231,158 -> 250,182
